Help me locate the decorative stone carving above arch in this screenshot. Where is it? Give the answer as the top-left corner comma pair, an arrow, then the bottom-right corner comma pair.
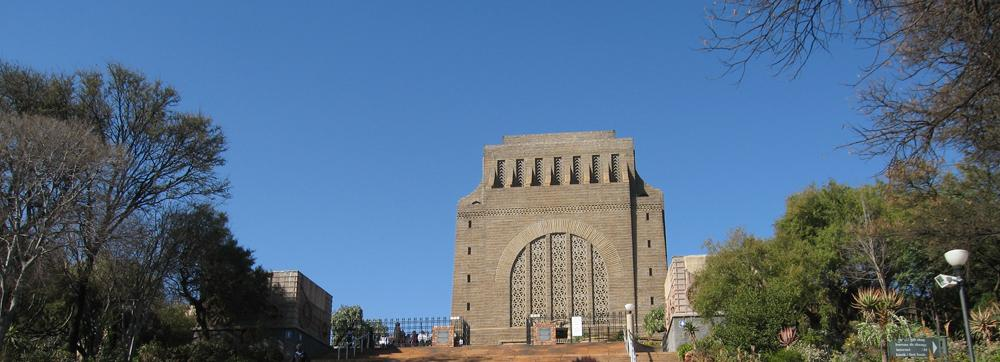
493,219 -> 626,322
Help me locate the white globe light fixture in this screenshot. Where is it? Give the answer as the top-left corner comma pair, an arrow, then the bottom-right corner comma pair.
945,249 -> 969,267
943,248 -> 976,361
624,303 -> 635,313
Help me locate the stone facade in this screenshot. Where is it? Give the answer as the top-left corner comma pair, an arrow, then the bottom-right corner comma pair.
662,255 -> 713,352
451,131 -> 667,345
269,270 -> 333,356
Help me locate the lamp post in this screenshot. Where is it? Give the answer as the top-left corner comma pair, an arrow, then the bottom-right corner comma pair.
945,249 -> 976,362
625,303 -> 637,362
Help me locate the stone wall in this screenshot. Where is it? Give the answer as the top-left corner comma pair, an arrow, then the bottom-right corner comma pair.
451,131 -> 668,345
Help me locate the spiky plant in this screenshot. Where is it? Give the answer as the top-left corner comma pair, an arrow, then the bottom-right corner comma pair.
970,302 -> 999,345
778,326 -> 798,347
683,322 -> 700,345
851,288 -> 903,362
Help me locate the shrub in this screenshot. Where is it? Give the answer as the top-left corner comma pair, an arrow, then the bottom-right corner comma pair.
644,305 -> 665,337
137,341 -> 171,362
677,343 -> 694,360
785,342 -> 830,362
765,349 -> 805,362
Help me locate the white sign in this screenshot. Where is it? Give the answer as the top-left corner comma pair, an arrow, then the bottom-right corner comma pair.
571,316 -> 583,337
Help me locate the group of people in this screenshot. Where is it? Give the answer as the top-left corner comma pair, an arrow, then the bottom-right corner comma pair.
377,329 -> 433,347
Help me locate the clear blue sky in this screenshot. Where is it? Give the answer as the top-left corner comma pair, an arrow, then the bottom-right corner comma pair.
1,1 -> 885,317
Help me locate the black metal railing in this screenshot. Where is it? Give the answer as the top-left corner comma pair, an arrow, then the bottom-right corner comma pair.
524,311 -> 626,344
369,317 -> 458,347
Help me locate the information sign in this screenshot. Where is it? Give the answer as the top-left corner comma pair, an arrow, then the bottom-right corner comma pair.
435,330 -> 450,345
890,337 -> 948,358
571,316 -> 583,337
538,327 -> 551,341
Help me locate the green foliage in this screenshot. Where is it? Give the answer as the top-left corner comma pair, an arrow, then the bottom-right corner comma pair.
784,342 -> 831,362
331,305 -> 366,345
765,349 -> 805,362
677,343 -> 693,360
691,182 -> 917,353
691,229 -> 800,352
643,305 -> 665,337
166,205 -> 274,338
146,303 -> 197,348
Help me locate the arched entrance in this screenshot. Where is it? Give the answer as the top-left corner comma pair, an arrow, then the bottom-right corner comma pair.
509,233 -> 610,326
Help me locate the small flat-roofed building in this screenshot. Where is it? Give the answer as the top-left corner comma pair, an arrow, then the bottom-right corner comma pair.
269,270 -> 333,357
662,255 -> 714,352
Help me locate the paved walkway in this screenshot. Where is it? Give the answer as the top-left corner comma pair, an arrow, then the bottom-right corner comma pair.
318,343 -> 679,362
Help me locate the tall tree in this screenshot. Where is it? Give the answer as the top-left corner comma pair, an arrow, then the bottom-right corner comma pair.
0,113 -> 105,345
164,205 -> 272,340
0,61 -> 229,358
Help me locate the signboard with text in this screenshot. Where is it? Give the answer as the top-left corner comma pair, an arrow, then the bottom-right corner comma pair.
571,316 -> 583,337
890,337 -> 947,358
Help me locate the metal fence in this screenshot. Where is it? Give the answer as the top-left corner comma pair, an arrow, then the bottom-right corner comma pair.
326,313 -> 626,359
531,311 -> 627,344
370,317 -> 458,347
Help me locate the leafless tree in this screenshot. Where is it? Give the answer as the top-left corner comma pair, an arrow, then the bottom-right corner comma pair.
842,194 -> 892,293
704,1 -> 999,168
0,113 -> 106,344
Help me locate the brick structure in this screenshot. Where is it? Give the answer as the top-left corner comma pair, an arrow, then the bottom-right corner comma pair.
451,131 -> 668,345
531,322 -> 557,345
269,270 -> 333,356
662,255 -> 713,352
432,325 -> 456,347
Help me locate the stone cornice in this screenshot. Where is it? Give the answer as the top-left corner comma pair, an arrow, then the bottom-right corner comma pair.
457,203 -> 663,219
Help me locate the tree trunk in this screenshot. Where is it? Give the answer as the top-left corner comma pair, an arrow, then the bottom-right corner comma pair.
193,301 -> 211,340
67,259 -> 94,359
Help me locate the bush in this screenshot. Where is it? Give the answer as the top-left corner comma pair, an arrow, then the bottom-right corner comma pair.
137,341 -> 171,362
644,305 -> 665,337
678,343 -> 694,360
785,342 -> 830,362
765,349 -> 805,362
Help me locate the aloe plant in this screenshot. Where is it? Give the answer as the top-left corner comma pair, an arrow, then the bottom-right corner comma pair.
851,287 -> 903,362
778,326 -> 798,347
970,302 -> 999,345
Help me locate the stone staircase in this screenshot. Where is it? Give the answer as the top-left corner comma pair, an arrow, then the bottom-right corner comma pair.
318,343 -> 679,362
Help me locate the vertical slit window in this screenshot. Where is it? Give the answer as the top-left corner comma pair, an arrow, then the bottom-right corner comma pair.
494,160 -> 506,188
512,159 -> 524,187
468,220 -> 472,228
590,155 -> 600,183
610,154 -> 620,182
646,213 -> 649,221
647,240 -> 651,248
650,297 -> 654,305
649,268 -> 653,276
467,274 -> 471,283
571,156 -> 581,184
552,157 -> 562,185
532,158 -> 542,186
467,303 -> 470,311
467,247 -> 471,255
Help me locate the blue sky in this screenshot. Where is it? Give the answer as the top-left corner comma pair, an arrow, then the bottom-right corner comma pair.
1,1 -> 886,317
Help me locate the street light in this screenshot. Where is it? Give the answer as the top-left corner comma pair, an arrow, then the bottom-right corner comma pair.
624,304 -> 635,335
943,249 -> 976,362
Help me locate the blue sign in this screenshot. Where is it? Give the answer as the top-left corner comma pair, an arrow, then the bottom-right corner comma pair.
538,327 -> 551,341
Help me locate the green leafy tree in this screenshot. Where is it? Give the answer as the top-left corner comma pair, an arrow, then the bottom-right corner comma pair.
164,205 -> 272,340
331,305 -> 366,345
0,61 -> 228,358
643,305 -> 665,338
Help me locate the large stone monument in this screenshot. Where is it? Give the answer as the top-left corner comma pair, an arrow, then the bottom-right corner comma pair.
451,131 -> 667,345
